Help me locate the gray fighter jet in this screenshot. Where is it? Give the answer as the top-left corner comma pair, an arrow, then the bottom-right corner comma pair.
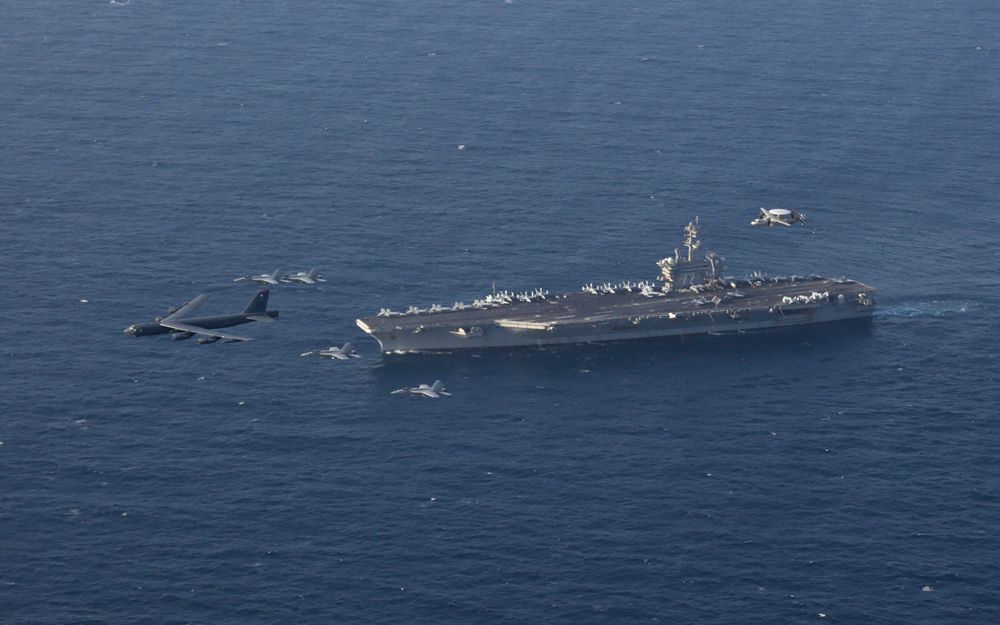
234,270 -> 285,285
285,268 -> 326,284
123,289 -> 278,343
300,342 -> 360,360
391,380 -> 451,398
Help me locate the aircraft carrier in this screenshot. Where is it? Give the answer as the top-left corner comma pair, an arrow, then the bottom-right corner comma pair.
356,218 -> 876,353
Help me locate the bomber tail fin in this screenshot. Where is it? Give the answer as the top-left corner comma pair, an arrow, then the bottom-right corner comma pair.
243,288 -> 270,315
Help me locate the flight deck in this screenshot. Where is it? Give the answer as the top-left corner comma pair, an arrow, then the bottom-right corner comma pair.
356,218 -> 876,353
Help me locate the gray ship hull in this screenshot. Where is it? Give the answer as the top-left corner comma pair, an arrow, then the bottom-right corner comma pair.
357,277 -> 875,354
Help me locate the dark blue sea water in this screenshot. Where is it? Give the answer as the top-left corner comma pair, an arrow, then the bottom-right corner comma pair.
2,1 -> 999,623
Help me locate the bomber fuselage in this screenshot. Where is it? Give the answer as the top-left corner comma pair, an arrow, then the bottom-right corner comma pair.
123,311 -> 279,337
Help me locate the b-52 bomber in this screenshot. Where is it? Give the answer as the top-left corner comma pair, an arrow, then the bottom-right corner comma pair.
123,289 -> 279,344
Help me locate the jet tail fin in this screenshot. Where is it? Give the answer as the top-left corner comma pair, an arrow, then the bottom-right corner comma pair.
430,380 -> 443,392
243,288 -> 270,315
341,341 -> 353,353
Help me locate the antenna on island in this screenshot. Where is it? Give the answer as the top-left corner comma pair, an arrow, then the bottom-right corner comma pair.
684,217 -> 702,261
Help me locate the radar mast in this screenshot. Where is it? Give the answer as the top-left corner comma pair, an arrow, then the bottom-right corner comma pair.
657,217 -> 724,293
684,217 -> 702,261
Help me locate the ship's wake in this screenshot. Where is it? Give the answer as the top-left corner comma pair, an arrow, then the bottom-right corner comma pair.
874,300 -> 976,318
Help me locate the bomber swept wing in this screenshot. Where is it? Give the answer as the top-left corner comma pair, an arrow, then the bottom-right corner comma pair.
158,320 -> 254,342
163,294 -> 209,321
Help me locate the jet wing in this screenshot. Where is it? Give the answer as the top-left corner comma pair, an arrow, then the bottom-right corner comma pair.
164,294 -> 209,321
159,320 -> 253,341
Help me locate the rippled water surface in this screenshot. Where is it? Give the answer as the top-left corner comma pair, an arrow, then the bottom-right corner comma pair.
2,1 -> 999,623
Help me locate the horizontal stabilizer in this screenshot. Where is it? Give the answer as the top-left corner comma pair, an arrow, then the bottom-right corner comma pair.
246,315 -> 276,322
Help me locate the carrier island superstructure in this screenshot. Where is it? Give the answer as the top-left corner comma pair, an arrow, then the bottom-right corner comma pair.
356,218 -> 875,354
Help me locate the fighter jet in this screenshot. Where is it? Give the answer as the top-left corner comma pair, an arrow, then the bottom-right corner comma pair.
751,207 -> 805,227
285,268 -> 326,284
639,282 -> 664,297
390,380 -> 451,398
123,289 -> 278,343
300,342 -> 360,360
234,270 -> 285,285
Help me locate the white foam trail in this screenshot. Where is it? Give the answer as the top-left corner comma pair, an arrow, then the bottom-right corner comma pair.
874,300 -> 975,318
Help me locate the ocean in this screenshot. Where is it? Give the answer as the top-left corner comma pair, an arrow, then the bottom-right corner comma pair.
2,1 -> 998,623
